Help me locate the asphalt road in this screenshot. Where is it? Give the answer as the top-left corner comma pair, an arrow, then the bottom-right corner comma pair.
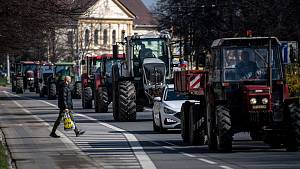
1,88 -> 300,169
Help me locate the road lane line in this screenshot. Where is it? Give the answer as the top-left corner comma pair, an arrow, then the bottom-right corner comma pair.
219,165 -> 234,169
198,158 -> 217,165
37,98 -> 157,169
77,113 -> 157,169
180,152 -> 196,158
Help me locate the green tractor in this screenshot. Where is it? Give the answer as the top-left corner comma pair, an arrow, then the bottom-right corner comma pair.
47,62 -> 82,100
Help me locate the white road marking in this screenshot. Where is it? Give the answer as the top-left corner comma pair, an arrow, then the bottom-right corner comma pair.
198,158 -> 217,165
180,152 -> 196,158
77,113 -> 157,169
219,165 -> 234,169
37,97 -> 157,169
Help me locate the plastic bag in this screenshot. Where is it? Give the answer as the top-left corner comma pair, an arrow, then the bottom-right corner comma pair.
64,111 -> 75,130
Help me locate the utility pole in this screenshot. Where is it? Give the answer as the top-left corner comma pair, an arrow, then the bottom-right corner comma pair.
7,54 -> 10,84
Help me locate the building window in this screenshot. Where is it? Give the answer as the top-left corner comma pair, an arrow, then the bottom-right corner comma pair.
112,30 -> 116,44
121,30 -> 125,41
94,30 -> 99,45
85,29 -> 90,47
67,31 -> 73,44
103,29 -> 108,45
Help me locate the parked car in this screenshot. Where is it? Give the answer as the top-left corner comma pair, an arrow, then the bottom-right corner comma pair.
152,84 -> 196,133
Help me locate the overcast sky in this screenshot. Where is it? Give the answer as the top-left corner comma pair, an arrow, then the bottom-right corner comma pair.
141,0 -> 156,9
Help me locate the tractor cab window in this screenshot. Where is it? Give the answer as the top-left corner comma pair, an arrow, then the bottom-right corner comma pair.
23,64 -> 38,73
133,38 -> 170,74
56,65 -> 73,76
223,47 -> 282,81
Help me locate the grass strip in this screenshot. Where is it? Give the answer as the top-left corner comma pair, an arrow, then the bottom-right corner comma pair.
0,142 -> 8,169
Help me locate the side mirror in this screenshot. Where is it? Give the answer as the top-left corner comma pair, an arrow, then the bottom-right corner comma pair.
113,45 -> 119,59
81,60 -> 86,65
153,97 -> 162,102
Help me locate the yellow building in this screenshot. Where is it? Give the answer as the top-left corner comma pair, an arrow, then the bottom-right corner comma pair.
52,0 -> 158,61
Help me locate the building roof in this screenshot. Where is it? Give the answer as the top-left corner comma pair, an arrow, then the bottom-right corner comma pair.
118,0 -> 157,26
68,0 -> 157,26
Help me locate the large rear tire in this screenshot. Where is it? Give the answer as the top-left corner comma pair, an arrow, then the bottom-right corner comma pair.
73,82 -> 82,99
48,83 -> 56,100
16,78 -> 23,94
189,103 -> 205,145
95,86 -> 109,113
11,79 -> 16,92
206,94 -> 217,151
117,81 -> 136,121
216,105 -> 232,152
181,101 -> 191,143
285,103 -> 300,151
82,87 -> 93,109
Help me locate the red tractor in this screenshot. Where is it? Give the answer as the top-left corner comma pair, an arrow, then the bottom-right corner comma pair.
11,61 -> 39,93
176,37 -> 300,152
94,54 -> 125,113
81,54 -> 125,111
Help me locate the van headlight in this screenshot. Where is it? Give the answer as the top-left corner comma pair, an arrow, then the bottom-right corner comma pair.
164,107 -> 176,114
262,98 -> 268,104
250,98 -> 257,105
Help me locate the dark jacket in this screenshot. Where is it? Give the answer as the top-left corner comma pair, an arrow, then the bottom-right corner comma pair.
58,83 -> 73,110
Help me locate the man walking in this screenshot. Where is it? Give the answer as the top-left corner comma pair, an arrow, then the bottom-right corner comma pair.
50,76 -> 85,138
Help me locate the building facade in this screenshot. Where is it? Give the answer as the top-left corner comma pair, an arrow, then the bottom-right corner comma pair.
52,0 -> 157,61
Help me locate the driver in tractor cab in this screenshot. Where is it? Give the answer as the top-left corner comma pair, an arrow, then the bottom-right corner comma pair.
236,51 -> 258,79
139,44 -> 153,60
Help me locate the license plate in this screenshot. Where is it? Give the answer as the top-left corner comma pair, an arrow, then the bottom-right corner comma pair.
252,105 -> 267,109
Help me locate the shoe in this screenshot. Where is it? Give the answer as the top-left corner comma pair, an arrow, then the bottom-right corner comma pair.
75,130 -> 85,137
50,133 -> 60,138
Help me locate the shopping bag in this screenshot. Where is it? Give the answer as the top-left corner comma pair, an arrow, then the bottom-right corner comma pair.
64,111 -> 74,130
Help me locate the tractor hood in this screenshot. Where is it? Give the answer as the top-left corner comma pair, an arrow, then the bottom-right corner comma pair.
142,58 -> 166,86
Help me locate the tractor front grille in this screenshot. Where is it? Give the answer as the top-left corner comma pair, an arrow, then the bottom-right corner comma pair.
249,111 -> 273,125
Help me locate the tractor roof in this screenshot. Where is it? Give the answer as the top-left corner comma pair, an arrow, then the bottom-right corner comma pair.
211,37 -> 280,48
95,54 -> 125,60
55,62 -> 75,66
20,61 -> 39,65
130,31 -> 170,40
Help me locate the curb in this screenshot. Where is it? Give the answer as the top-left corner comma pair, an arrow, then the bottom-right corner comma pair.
0,129 -> 16,169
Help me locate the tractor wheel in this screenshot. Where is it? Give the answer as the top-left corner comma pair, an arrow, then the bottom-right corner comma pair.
189,103 -> 205,145
152,112 -> 160,132
285,103 -> 300,151
117,81 -> 136,121
48,83 -> 56,100
40,86 -> 45,98
11,79 -> 16,92
181,101 -> 191,143
73,82 -> 82,99
216,105 -> 232,152
112,81 -> 119,120
82,87 -> 93,109
206,95 -> 217,151
95,86 -> 109,113
16,78 -> 23,94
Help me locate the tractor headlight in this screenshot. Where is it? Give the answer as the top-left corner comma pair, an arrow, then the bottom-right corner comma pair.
262,98 -> 268,104
164,107 -> 176,114
250,98 -> 257,105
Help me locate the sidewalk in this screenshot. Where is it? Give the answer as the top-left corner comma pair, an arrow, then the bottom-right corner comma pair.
0,89 -> 100,169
